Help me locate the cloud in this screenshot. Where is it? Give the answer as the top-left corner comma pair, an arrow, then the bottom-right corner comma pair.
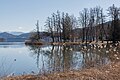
18,27 -> 22,29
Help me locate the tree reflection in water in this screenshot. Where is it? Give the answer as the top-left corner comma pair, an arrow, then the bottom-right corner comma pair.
27,44 -> 120,74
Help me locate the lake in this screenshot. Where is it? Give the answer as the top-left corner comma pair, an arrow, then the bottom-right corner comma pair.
0,42 -> 119,77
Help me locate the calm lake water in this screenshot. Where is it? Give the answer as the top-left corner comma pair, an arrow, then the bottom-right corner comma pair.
0,42 -> 120,76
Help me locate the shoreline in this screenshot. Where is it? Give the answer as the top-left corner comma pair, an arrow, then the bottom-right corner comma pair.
24,41 -> 120,46
3,61 -> 120,80
50,41 -> 120,46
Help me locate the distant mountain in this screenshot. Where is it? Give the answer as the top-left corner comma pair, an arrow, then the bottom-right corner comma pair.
0,32 -> 30,42
0,32 -> 16,39
8,32 -> 24,35
0,32 -> 50,42
17,33 -> 31,39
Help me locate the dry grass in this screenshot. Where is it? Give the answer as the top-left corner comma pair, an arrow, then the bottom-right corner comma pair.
3,62 -> 120,80
51,41 -> 116,46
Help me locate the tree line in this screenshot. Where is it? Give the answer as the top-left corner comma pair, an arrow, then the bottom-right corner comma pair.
44,4 -> 120,44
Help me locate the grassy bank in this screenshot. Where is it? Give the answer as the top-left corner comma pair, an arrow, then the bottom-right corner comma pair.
3,61 -> 120,80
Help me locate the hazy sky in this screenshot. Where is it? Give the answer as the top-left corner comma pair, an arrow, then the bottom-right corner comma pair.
0,0 -> 120,32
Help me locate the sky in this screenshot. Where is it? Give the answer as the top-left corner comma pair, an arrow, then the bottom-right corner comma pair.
0,0 -> 120,32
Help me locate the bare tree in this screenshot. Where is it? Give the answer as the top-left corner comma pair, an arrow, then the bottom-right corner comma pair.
36,20 -> 40,41
89,8 -> 95,42
94,7 -> 101,42
45,17 -> 55,42
79,8 -> 89,44
57,11 -> 62,42
29,20 -> 41,42
61,12 -> 73,42
100,8 -> 106,43
107,4 -> 120,43
70,15 -> 78,42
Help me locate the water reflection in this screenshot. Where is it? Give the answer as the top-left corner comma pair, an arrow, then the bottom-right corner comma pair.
0,43 -> 38,76
27,44 -> 120,74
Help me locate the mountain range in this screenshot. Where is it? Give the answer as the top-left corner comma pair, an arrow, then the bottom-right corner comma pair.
0,32 -> 31,42
0,31 -> 50,42
0,32 -> 31,38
